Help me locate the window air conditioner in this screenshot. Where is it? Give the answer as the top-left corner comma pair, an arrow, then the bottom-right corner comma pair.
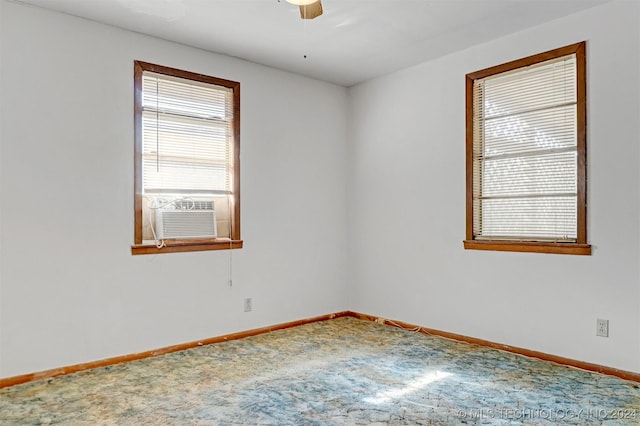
155,202 -> 217,239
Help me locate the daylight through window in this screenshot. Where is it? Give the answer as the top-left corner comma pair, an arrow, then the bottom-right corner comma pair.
464,42 -> 590,255
132,61 -> 241,255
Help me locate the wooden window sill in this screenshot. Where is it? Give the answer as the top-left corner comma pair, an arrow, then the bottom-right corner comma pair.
132,239 -> 243,255
463,240 -> 591,255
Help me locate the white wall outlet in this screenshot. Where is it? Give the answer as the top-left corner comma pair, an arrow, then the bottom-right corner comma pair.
596,318 -> 609,337
244,298 -> 252,312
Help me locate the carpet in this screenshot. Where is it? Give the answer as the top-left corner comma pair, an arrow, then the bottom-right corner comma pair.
1,317 -> 639,425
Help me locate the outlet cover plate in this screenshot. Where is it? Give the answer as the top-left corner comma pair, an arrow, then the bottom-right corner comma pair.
596,318 -> 609,337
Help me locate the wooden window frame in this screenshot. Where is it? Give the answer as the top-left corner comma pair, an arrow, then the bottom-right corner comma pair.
464,42 -> 591,255
131,61 -> 242,255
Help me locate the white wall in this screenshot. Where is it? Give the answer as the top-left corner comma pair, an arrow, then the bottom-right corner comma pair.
348,0 -> 640,373
0,1 -> 349,378
2,0 -> 638,379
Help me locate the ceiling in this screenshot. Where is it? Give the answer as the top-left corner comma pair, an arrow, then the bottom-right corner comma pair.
14,0 -> 608,87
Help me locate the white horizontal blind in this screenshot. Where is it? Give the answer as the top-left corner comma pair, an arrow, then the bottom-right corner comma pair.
473,54 -> 577,241
142,71 -> 234,195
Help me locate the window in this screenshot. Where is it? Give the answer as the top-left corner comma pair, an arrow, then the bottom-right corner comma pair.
132,61 -> 241,255
464,42 -> 590,255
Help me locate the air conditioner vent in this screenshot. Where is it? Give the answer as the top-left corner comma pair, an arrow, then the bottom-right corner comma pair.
172,200 -> 214,210
155,209 -> 217,239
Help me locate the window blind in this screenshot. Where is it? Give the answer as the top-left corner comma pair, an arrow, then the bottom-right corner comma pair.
472,54 -> 577,241
142,71 -> 234,195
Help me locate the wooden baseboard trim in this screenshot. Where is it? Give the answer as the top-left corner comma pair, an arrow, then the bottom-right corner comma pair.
0,311 -> 351,389
345,311 -> 640,383
3,310 -> 637,389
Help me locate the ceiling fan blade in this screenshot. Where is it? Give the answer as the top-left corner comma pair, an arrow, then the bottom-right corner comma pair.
300,0 -> 323,19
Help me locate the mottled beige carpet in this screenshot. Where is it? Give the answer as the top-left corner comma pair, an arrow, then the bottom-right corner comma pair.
1,317 -> 639,425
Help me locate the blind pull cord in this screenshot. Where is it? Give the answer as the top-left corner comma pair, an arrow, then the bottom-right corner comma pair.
156,78 -> 160,173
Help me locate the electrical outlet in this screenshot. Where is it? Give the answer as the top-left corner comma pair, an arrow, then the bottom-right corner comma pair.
596,318 -> 609,337
244,298 -> 252,312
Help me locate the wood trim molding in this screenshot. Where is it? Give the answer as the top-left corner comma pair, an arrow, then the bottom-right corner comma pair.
133,60 -> 241,251
465,42 -> 586,81
575,41 -> 588,244
131,239 -> 243,255
0,311 -> 351,389
465,41 -> 589,254
465,73 -> 474,241
3,310 -> 637,389
463,240 -> 591,255
346,311 -> 640,383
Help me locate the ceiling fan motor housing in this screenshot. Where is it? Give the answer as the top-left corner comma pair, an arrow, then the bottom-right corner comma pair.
300,0 -> 323,19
